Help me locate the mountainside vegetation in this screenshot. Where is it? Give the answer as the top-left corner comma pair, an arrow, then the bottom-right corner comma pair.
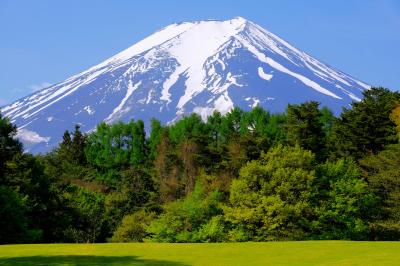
1,87 -> 399,244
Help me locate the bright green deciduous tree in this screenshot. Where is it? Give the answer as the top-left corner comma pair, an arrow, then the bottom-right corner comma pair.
224,145 -> 315,241
111,210 -> 155,243
312,159 -> 376,240
147,183 -> 223,242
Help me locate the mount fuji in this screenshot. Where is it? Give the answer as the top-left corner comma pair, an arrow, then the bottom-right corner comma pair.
1,17 -> 370,153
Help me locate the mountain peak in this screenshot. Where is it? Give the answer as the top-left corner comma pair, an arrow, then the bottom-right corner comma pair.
1,17 -> 369,153
230,16 -> 247,23
181,16 -> 248,24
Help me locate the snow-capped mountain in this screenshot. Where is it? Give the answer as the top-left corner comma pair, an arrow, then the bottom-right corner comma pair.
1,17 -> 370,153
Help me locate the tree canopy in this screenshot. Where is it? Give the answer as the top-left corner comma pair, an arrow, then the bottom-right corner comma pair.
1,87 -> 399,243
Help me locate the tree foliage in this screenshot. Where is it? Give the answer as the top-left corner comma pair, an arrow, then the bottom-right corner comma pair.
312,159 -> 376,239
224,145 -> 315,241
1,87 -> 399,243
286,101 -> 325,157
331,88 -> 400,158
359,144 -> 400,240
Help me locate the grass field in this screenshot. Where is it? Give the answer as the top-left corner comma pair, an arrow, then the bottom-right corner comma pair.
0,241 -> 399,266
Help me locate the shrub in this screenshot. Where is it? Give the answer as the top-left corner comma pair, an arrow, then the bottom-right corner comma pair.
111,210 -> 155,242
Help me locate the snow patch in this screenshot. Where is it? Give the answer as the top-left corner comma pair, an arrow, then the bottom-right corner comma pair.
258,67 -> 273,81
214,91 -> 234,115
170,18 -> 246,109
161,66 -> 186,103
102,23 -> 194,66
353,80 -> 371,90
336,85 -> 362,102
210,72 -> 243,94
239,38 -> 342,99
106,81 -> 142,122
11,67 -> 108,120
146,89 -> 155,104
245,97 -> 261,108
193,106 -> 215,121
84,106 -> 95,115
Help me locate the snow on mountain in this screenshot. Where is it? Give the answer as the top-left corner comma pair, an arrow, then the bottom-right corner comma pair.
1,17 -> 370,153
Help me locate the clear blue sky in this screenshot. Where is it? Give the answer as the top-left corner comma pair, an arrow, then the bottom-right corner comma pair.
1,0 -> 399,105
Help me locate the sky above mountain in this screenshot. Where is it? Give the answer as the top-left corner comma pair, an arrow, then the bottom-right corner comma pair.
0,0 -> 399,105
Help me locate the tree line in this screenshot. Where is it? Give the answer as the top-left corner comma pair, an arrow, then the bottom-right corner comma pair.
1,87 -> 399,244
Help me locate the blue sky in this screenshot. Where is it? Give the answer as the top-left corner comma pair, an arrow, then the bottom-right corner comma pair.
1,0 -> 399,105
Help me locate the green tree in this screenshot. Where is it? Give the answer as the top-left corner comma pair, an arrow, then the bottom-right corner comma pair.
167,114 -> 211,195
0,113 -> 22,181
390,104 -> 400,141
263,113 -> 287,146
331,87 -> 400,159
58,130 -> 73,162
168,114 -> 208,144
57,125 -> 87,165
179,138 -> 200,194
147,183 -> 223,242
86,122 -> 129,172
153,129 -> 183,202
224,145 -> 315,241
148,119 -> 162,161
71,125 -> 87,164
359,144 -> 400,240
286,101 -> 325,159
85,121 -> 146,185
239,106 -> 270,136
0,186 -> 39,244
312,159 -> 376,240
219,108 -> 244,141
207,111 -> 224,145
5,153 -> 69,242
111,210 -> 155,242
103,165 -> 155,232
63,185 -> 107,243
0,113 -> 69,243
319,106 -> 335,137
129,120 -> 147,166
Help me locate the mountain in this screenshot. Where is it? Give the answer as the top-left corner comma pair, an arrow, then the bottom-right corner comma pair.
1,17 -> 369,153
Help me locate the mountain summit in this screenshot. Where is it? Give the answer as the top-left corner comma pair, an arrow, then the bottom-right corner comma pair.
1,17 -> 369,153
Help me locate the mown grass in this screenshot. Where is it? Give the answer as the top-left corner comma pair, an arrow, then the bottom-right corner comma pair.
0,241 -> 399,265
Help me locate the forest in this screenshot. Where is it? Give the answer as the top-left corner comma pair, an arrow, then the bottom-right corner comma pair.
1,87 -> 400,244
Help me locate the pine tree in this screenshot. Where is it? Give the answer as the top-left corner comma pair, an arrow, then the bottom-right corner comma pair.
0,113 -> 22,182
286,101 -> 325,158
130,120 -> 147,166
332,87 -> 400,159
71,125 -> 87,164
148,119 -> 162,161
154,129 -> 182,202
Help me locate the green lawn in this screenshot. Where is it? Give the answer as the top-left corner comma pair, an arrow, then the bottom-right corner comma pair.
0,241 -> 399,266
